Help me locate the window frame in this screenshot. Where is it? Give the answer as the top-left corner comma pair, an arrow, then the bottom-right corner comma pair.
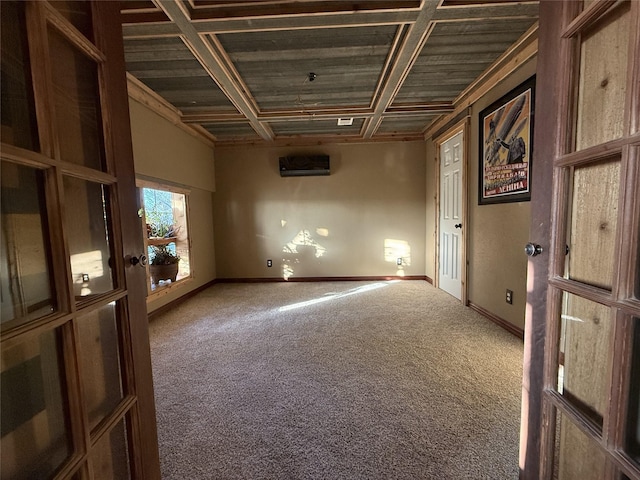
136,178 -> 193,300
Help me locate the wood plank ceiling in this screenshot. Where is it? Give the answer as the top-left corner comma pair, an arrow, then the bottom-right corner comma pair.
121,0 -> 539,145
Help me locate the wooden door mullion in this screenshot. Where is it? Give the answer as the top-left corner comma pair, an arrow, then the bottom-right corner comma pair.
25,0 -> 73,317
624,0 -> 640,137
42,1 -> 105,64
556,1 -> 581,158
608,312 -> 633,454
617,146 -> 640,301
25,1 -> 57,160
56,320 -> 91,478
540,285 -> 563,477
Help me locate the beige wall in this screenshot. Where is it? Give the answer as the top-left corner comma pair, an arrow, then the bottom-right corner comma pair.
213,142 -> 426,279
426,58 -> 537,331
128,99 -> 216,313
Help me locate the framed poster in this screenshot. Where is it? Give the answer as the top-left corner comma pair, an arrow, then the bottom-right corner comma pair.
478,76 -> 535,205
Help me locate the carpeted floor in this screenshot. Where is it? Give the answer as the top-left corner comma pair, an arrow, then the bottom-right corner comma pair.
148,280 -> 524,479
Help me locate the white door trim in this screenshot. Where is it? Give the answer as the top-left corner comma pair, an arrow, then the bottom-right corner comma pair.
434,118 -> 469,305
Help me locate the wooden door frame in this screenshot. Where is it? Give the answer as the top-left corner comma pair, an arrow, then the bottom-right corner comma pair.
433,117 -> 469,305
518,2 -> 561,478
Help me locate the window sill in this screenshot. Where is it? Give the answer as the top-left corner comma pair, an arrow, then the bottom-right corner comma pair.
146,276 -> 193,303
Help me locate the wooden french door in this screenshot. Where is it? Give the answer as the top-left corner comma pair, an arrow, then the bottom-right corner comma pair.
1,1 -> 160,479
521,1 -> 640,479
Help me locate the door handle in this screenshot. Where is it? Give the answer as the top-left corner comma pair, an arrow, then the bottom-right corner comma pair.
454,223 -> 462,229
129,254 -> 148,267
524,243 -> 543,257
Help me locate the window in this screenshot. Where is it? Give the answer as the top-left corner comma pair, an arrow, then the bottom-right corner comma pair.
137,180 -> 191,294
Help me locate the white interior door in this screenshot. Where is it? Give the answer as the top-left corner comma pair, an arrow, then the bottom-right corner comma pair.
438,131 -> 463,300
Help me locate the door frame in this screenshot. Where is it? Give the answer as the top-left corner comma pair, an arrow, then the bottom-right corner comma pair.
95,2 -> 161,478
518,2 -> 558,476
434,118 -> 469,305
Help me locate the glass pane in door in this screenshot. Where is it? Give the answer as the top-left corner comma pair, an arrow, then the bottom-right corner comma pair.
63,176 -> 114,300
1,161 -> 56,328
566,158 -> 620,290
49,0 -> 94,41
558,292 -> 612,425
575,3 -> 630,151
0,1 -> 39,151
0,328 -> 72,480
77,302 -> 124,430
554,410 -> 607,479
626,317 -> 640,463
48,27 -> 105,170
90,417 -> 131,480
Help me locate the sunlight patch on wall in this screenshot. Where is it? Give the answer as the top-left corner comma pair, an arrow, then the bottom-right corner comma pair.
384,239 -> 411,265
384,238 -> 411,275
282,228 -> 328,280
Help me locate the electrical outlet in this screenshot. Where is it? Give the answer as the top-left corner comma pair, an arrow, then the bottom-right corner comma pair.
267,259 -> 272,267
397,258 -> 403,266
506,289 -> 513,304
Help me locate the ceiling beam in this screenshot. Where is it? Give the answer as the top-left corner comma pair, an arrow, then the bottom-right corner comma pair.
180,102 -> 453,123
432,2 -> 539,22
386,102 -> 454,115
122,10 -> 421,38
213,132 -> 426,147
154,0 -> 274,140
362,2 -> 439,138
190,10 -> 420,34
369,24 -> 409,110
187,1 -> 420,19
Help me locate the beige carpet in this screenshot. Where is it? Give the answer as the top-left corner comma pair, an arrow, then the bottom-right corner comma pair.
148,280 -> 523,479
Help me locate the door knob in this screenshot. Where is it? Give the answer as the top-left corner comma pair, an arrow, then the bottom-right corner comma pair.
129,254 -> 148,267
524,243 -> 543,257
454,223 -> 462,229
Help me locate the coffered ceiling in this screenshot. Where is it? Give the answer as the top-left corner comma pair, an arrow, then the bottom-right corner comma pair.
121,0 -> 539,145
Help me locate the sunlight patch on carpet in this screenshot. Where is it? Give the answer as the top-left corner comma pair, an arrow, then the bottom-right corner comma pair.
278,281 -> 395,312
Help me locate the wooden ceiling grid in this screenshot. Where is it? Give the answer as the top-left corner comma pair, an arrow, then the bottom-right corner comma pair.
121,0 -> 539,145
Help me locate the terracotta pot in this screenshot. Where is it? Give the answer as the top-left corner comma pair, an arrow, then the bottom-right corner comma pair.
150,263 -> 179,284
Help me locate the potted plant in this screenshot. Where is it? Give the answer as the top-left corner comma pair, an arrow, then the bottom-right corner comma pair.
149,244 -> 180,284
147,222 -> 181,240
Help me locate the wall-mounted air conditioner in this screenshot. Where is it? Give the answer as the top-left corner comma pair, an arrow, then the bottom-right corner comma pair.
279,155 -> 330,177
